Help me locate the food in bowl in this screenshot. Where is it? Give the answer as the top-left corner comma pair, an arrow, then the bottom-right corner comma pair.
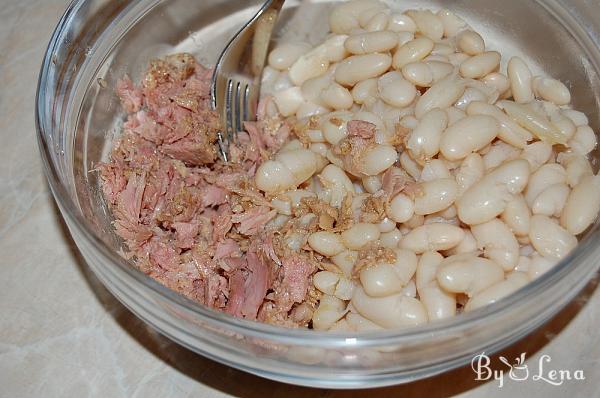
99,0 -> 600,332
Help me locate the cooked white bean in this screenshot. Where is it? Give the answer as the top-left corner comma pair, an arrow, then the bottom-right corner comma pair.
499,100 -> 567,145
457,30 -> 485,55
483,142 -> 521,170
471,219 -> 520,271
561,175 -> 600,235
562,109 -> 588,127
366,12 -> 390,31
393,37 -> 435,69
321,112 -> 352,145
399,151 -> 422,179
401,62 -> 433,87
342,223 -> 381,250
440,115 -> 499,161
335,53 -> 393,87
437,254 -> 504,296
397,31 -> 416,47
520,141 -> 553,172
532,183 -> 570,217
301,72 -> 333,107
268,42 -> 312,70
568,125 -> 597,155
419,283 -> 457,320
400,223 -> 465,253
360,175 -> 381,194
414,74 -> 466,119
360,145 -> 398,176
464,272 -> 529,311
528,253 -> 555,280
466,101 -> 533,148
295,101 -> 330,120
547,107 -> 576,141
557,152 -> 594,187
312,294 -> 346,330
329,0 -> 387,34
351,78 -> 379,105
507,56 -> 534,103
378,71 -> 417,108
501,194 -> 531,236
403,214 -> 425,230
454,87 -> 488,110
387,193 -> 415,223
406,10 -> 444,41
532,76 -> 571,105
271,196 -> 292,216
455,153 -> 485,196
255,160 -> 296,193
314,271 -> 340,295
437,9 -> 467,37
321,83 -> 354,110
308,231 -> 346,256
414,178 -> 458,215
276,148 -> 319,186
529,215 -> 577,260
416,251 -> 443,290
459,51 -> 501,79
387,12 -> 417,32
447,52 -> 470,67
273,86 -> 304,117
289,48 -> 330,86
380,228 -> 403,248
420,159 -> 452,182
351,287 -> 428,329
426,61 -> 454,83
432,43 -> 454,56
332,250 -> 358,277
360,249 -> 417,296
457,159 -> 531,225
524,163 -> 567,206
446,229 -> 479,255
406,108 -> 448,160
345,30 -> 398,54
482,72 -> 510,96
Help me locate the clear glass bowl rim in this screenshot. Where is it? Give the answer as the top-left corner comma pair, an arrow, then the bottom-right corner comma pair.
35,0 -> 600,348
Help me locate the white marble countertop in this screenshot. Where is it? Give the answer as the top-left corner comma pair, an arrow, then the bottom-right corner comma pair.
1,0 -> 599,396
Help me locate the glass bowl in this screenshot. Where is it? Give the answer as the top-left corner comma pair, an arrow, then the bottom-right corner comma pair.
36,0 -> 600,388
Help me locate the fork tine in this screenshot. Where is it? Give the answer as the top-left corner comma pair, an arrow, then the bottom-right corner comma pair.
234,80 -> 243,137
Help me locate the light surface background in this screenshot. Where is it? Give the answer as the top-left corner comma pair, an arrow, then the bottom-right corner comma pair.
1,0 -> 598,396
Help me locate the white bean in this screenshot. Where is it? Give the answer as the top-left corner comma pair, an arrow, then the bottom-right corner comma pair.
255,160 -> 296,193
562,109 -> 588,127
457,159 -> 531,225
568,125 -> 597,155
416,251 -> 443,290
378,71 -> 417,108
557,152 -> 594,187
268,42 -> 312,70
456,30 -> 485,55
329,0 -> 387,34
335,53 -> 393,87
360,249 -> 417,297
361,175 -> 382,194
392,37 -> 435,69
360,145 -> 398,176
466,101 -> 533,148
482,72 -> 510,96
321,83 -> 354,110
276,149 -> 319,186
501,195 -> 531,236
314,271 -> 341,295
561,175 -> 600,235
386,12 -> 416,32
321,112 -> 352,145
525,163 -> 567,206
447,52 -> 470,67
528,253 -> 555,280
454,88 -> 488,111
459,51 -> 501,80
273,86 -> 304,117
380,228 -> 403,248
296,101 -> 330,120
308,231 -> 346,256
440,115 -> 499,161
446,228 -> 478,255
332,250 -> 358,277
455,153 -> 485,196
532,76 -> 571,105
520,141 -> 553,172
414,74 -> 466,119
427,61 -> 454,83
400,223 -> 465,253
342,223 -> 380,250
387,193 -> 415,223
365,12 -> 390,32
351,78 -> 378,105
436,254 -> 504,296
345,30 -> 398,54
529,215 -> 577,260
499,100 -> 567,145
437,9 -> 467,37
351,287 -> 428,329
406,108 -> 448,160
289,48 -> 330,86
419,284 -> 456,320
312,295 -> 346,331
400,151 -> 422,179
464,272 -> 529,311
406,10 -> 444,41
507,56 -> 534,103
414,178 -> 458,215
420,159 -> 452,182
483,142 -> 521,170
471,219 -> 520,271
532,183 -> 570,217
401,62 -> 433,87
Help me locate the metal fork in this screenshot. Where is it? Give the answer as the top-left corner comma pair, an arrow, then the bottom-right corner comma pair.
211,0 -> 286,161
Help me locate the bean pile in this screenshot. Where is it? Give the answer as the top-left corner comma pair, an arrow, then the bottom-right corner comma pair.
253,0 -> 600,331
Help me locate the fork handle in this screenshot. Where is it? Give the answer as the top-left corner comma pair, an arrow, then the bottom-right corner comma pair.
251,0 -> 286,77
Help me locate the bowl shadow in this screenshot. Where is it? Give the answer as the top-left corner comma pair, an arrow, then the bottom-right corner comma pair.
50,195 -> 599,397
